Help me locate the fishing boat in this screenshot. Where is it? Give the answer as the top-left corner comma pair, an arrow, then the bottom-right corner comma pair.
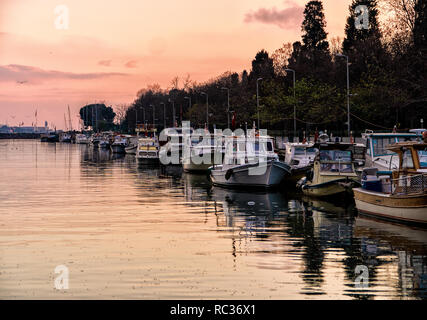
353,141 -> 427,226
209,132 -> 291,188
136,136 -> 160,164
298,142 -> 360,197
282,142 -> 317,183
362,130 -> 418,173
182,132 -> 225,173
111,135 -> 129,154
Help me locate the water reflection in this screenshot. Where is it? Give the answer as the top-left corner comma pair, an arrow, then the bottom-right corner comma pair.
0,140 -> 425,299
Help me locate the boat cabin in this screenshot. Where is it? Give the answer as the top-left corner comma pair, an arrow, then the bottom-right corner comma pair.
387,142 -> 427,176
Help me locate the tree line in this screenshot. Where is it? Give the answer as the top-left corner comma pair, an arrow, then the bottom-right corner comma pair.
82,0 -> 426,138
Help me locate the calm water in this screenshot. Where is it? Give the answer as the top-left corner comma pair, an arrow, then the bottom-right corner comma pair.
0,139 -> 426,300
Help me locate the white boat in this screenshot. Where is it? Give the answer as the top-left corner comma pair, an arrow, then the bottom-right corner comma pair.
354,141 -> 427,226
362,130 -> 418,173
282,142 -> 317,183
99,132 -> 113,149
125,136 -> 138,154
111,135 -> 129,154
209,132 -> 291,188
182,132 -> 225,172
298,142 -> 360,197
59,132 -> 72,143
136,137 -> 160,164
75,133 -> 90,144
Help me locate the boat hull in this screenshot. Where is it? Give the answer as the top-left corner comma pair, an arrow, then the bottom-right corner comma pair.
283,165 -> 312,184
137,157 -> 160,164
111,144 -> 126,154
210,161 -> 290,188
125,145 -> 137,155
354,188 -> 427,226
183,162 -> 212,173
301,178 -> 357,197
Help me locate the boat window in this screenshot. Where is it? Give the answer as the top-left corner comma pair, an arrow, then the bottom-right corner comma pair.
372,138 -> 396,156
294,147 -> 305,155
320,150 -> 351,162
417,149 -> 427,168
366,139 -> 371,156
396,136 -> 417,142
319,150 -> 353,173
306,148 -> 317,154
402,149 -> 414,169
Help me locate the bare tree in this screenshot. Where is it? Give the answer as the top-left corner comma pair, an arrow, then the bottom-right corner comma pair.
170,76 -> 179,90
380,0 -> 417,42
271,42 -> 293,76
183,74 -> 193,92
115,104 -> 129,124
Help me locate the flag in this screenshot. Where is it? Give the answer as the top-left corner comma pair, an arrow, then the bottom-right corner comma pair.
231,112 -> 236,130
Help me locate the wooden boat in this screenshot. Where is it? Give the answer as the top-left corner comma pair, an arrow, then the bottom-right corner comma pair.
298,142 -> 360,197
354,141 -> 427,226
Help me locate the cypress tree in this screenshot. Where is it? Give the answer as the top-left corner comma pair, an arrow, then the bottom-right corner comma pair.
342,0 -> 382,53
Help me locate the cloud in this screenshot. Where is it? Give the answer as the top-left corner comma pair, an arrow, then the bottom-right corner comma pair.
244,1 -> 304,29
125,60 -> 138,68
98,60 -> 112,67
0,64 -> 127,84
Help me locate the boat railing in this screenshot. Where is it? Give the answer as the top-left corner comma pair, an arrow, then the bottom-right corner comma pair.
380,173 -> 427,195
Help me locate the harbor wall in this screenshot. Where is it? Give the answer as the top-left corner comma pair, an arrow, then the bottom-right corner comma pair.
0,133 -> 41,139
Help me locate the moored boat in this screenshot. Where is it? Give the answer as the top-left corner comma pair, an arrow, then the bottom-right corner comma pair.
362,130 -> 418,173
182,132 -> 225,173
111,135 -> 129,154
298,142 -> 360,197
136,137 -> 160,164
76,133 -> 90,144
354,141 -> 427,226
209,132 -> 291,188
282,142 -> 317,183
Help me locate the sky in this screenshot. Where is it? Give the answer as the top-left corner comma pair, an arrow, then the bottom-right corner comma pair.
0,0 -> 352,130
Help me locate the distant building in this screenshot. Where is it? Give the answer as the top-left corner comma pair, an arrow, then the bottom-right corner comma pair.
0,125 -> 50,134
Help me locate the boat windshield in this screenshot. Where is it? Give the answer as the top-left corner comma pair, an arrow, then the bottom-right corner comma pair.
371,136 -> 417,157
295,147 -> 317,155
319,150 -> 353,173
402,149 -> 414,169
418,149 -> 427,168
254,141 -> 273,152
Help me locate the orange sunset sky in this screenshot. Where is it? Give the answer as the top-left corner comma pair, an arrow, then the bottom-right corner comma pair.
0,0 -> 352,129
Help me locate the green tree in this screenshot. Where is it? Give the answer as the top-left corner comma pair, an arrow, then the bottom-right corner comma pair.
79,104 -> 116,131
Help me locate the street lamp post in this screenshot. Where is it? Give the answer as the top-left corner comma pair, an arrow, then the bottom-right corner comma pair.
221,87 -> 230,128
140,107 -> 145,126
184,96 -> 191,112
285,69 -> 296,140
201,92 -> 209,129
150,104 -> 155,127
256,78 -> 262,130
336,54 -> 351,138
168,99 -> 175,127
160,102 -> 166,128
